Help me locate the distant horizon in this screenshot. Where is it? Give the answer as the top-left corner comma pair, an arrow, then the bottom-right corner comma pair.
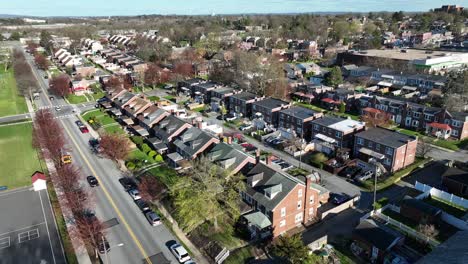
1,0 -> 467,17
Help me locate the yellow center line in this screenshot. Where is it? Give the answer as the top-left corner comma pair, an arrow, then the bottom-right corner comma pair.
61,121 -> 152,264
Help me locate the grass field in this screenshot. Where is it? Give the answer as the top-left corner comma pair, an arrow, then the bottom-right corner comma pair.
0,123 -> 42,189
66,94 -> 88,104
0,65 -> 28,117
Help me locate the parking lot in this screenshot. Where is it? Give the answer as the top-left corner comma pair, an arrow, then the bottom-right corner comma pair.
0,187 -> 66,264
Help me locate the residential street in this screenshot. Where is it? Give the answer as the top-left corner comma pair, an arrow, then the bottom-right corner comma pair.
22,45 -> 190,264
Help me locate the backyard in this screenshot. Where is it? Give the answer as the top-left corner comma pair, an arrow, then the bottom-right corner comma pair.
66,94 -> 88,104
397,128 -> 468,151
0,123 -> 42,189
0,65 -> 28,117
424,196 -> 467,218
82,109 -> 125,134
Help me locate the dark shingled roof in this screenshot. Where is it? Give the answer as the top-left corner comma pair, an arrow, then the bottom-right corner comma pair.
230,91 -> 260,101
311,116 -> 344,127
252,98 -> 289,110
353,219 -> 402,250
173,127 -> 217,158
442,167 -> 468,185
356,127 -> 417,148
280,106 -> 320,120
416,231 -> 468,264
401,196 -> 442,216
152,115 -> 189,142
207,143 -> 253,172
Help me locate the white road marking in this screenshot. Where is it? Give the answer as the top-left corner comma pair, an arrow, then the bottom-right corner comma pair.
18,228 -> 40,243
0,237 -> 10,249
0,223 -> 46,238
39,191 -> 57,264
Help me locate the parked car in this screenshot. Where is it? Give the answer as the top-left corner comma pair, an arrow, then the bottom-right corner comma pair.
330,193 -> 350,205
119,177 -> 137,191
55,106 -> 61,111
135,199 -> 150,212
97,236 -> 110,254
86,176 -> 99,187
170,243 -> 191,263
145,211 -> 161,226
128,189 -> 141,200
339,166 -> 361,179
356,170 -> 374,182
49,96 -> 55,101
225,114 -> 237,122
79,126 -> 89,133
75,120 -> 85,127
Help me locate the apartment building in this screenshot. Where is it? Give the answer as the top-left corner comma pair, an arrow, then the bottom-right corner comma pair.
228,92 -> 265,118
278,106 -> 323,141
251,98 -> 291,126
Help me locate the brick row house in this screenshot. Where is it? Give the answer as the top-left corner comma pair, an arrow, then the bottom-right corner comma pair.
228,91 -> 265,118
241,163 -> 329,238
353,127 -> 418,173
310,116 -> 366,154
251,98 -> 291,126
278,106 -> 323,141
358,95 -> 468,140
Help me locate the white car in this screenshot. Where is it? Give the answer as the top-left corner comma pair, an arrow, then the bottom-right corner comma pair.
170,243 -> 191,263
357,170 -> 374,182
128,189 -> 141,200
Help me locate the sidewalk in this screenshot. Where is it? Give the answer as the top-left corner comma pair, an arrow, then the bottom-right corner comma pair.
155,200 -> 209,264
44,159 -> 92,264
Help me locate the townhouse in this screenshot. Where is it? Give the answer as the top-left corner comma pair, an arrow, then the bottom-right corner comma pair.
148,115 -> 192,155
241,163 -> 329,238
311,116 -> 366,154
359,95 -> 468,140
228,92 -> 265,118
191,81 -> 220,103
209,86 -> 239,112
354,127 -> 418,173
138,106 -> 170,131
206,143 -> 256,175
169,127 -> 220,169
251,98 -> 291,126
278,106 -> 323,141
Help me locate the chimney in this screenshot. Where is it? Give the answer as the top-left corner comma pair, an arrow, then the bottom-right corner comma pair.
228,137 -> 232,144
197,121 -> 203,129
255,149 -> 261,164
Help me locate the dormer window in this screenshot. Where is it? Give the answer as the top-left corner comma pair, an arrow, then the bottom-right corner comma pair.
264,184 -> 282,199
248,173 -> 263,187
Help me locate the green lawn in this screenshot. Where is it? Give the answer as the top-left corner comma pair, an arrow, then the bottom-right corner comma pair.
66,94 -> 88,104
361,158 -> 430,192
82,109 -> 117,126
397,128 -> 465,151
103,124 -> 125,134
148,165 -> 180,188
0,66 -> 28,117
424,196 -> 467,218
0,123 -> 42,189
90,92 -> 105,101
224,246 -> 254,264
294,102 -> 326,112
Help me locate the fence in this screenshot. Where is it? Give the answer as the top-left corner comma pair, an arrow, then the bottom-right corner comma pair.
415,181 -> 468,209
441,212 -> 468,231
373,211 -> 440,247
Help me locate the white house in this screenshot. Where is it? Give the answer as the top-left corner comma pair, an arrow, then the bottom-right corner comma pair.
31,172 -> 47,191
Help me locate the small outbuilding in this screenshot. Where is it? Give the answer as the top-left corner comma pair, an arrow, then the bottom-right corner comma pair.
31,171 -> 47,191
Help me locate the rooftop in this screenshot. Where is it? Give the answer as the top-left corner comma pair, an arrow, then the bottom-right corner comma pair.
416,231 -> 468,264
353,219 -> 403,250
252,98 -> 289,110
231,91 -> 261,101
356,127 -> 417,148
352,49 -> 456,61
442,167 -> 468,185
280,106 -> 320,120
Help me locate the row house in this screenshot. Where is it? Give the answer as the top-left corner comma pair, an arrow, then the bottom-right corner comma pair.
406,74 -> 446,94
371,69 -> 408,86
251,98 -> 291,126
228,92 -> 265,118
178,78 -> 206,95
191,81 -> 221,103
354,127 -> 418,173
359,96 -> 468,140
311,116 -> 366,154
241,163 -> 329,238
83,39 -> 103,53
206,143 -> 256,175
169,127 -> 220,169
348,66 -> 376,78
148,114 -> 192,155
209,86 -> 239,112
278,106 -> 323,141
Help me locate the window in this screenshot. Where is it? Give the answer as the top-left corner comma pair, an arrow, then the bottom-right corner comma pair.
376,144 -> 381,151
298,189 -> 303,198
279,220 -> 286,227
424,114 -> 432,121
335,131 -> 342,138
452,120 -> 461,128
384,158 -> 392,165
322,127 -> 326,133
309,196 -> 315,204
281,207 -> 286,217
444,119 -> 450,124
412,120 -> 419,127
297,201 -> 302,210
314,124 -> 320,131
452,130 -> 459,136
386,147 -> 393,155
368,141 -> 373,148
413,112 -> 420,118
295,213 -> 303,223
357,138 -> 364,145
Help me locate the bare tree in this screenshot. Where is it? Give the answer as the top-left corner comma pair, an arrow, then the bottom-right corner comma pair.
361,111 -> 393,128
144,63 -> 163,88
99,133 -> 131,169
49,74 -> 71,97
34,53 -> 49,70
417,138 -> 433,158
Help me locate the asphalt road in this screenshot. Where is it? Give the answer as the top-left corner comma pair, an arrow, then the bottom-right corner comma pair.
21,46 -> 183,263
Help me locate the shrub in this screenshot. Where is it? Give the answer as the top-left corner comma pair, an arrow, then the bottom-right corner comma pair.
141,143 -> 152,154
339,102 -> 346,113
148,151 -> 157,159
126,161 -> 136,170
310,152 -> 327,168
373,197 -> 389,210
131,136 -> 144,146
155,154 -> 163,162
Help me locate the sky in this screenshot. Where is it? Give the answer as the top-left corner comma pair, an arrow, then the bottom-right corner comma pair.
1,0 -> 468,17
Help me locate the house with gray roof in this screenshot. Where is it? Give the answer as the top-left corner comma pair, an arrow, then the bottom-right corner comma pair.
241,163 -> 328,238
278,106 -> 323,141
228,92 -> 265,118
207,143 -> 256,175
251,98 -> 291,126
148,115 -> 192,154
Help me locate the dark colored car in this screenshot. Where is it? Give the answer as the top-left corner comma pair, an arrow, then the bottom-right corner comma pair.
75,120 -> 85,127
330,193 -> 350,205
119,177 -> 137,191
339,166 -> 362,179
87,176 -> 99,187
97,236 -> 110,254
135,199 -> 150,212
